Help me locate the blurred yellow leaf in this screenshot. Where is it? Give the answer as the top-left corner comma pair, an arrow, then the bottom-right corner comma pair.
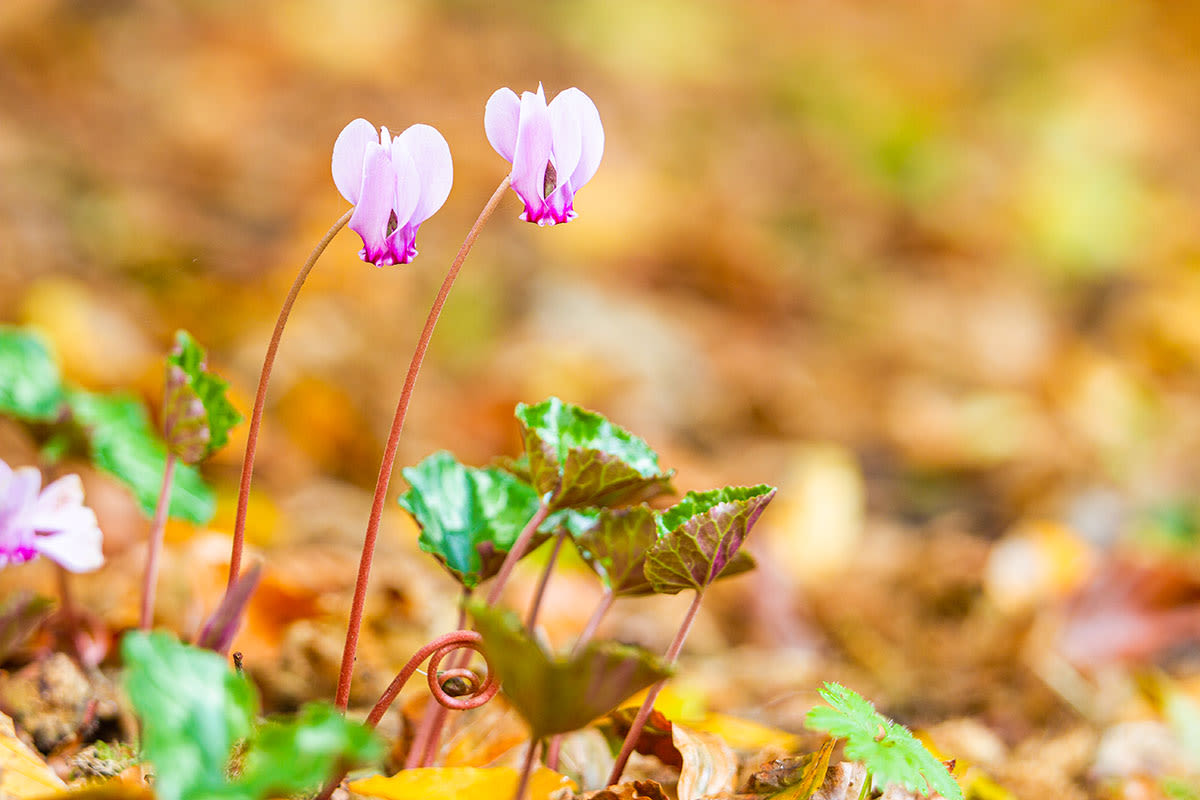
349,766 -> 575,800
0,711 -> 66,798
689,712 -> 803,752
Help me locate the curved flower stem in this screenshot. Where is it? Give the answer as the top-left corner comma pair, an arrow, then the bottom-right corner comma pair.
606,589 -> 705,786
140,453 -> 177,630
406,593 -> 471,769
334,177 -> 512,712
525,531 -> 566,630
485,502 -> 551,607
227,208 -> 353,590
547,588 -> 616,771
315,629 -> 496,800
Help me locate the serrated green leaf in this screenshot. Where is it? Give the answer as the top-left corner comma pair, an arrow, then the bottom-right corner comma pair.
164,330 -> 242,463
805,682 -> 962,800
122,631 -> 258,800
67,389 -> 215,523
235,703 -> 381,799
399,451 -> 544,589
0,326 -> 65,421
467,600 -> 674,738
516,397 -> 674,510
645,485 -> 775,595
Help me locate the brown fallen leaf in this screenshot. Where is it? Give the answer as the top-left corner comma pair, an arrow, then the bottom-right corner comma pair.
812,762 -> 868,800
743,738 -> 836,799
576,779 -> 671,800
673,723 -> 737,800
0,710 -> 66,799
605,708 -> 680,768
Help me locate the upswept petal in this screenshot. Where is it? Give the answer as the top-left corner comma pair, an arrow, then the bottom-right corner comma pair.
552,88 -> 604,190
5,467 -> 40,518
29,475 -> 85,531
548,98 -> 584,188
395,124 -> 453,226
511,89 -> 554,218
388,142 -> 422,230
484,88 -> 521,163
35,526 -> 104,573
331,118 -> 379,205
348,143 -> 398,264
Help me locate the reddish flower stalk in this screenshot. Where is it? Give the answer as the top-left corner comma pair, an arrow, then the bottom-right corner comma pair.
226,209 -> 353,589
606,590 -> 705,786
405,595 -> 470,769
140,453 -> 177,630
525,531 -> 567,630
333,177 -> 512,711
513,740 -> 542,800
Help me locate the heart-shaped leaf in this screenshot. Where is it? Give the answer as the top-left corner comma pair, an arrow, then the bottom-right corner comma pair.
516,398 -> 674,510
163,331 -> 243,464
467,601 -> 674,738
236,703 -> 382,799
121,631 -> 258,800
645,485 -> 776,595
67,390 -> 215,523
0,327 -> 65,422
399,452 -> 545,589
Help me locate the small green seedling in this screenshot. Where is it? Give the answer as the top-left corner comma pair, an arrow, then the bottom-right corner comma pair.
805,682 -> 962,800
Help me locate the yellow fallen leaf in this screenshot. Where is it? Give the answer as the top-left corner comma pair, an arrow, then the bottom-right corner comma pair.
689,712 -> 802,752
0,711 -> 66,798
349,766 -> 576,800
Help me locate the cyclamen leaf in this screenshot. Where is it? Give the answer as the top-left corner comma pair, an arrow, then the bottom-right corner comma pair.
164,330 -> 242,463
566,506 -> 660,596
467,601 -> 674,738
516,397 -> 674,510
399,452 -> 544,589
0,327 -> 65,421
67,390 -> 215,523
645,485 -> 776,595
804,682 -> 962,800
236,703 -> 382,799
121,631 -> 258,800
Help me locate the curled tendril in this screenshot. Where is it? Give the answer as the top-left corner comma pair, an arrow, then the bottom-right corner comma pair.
366,630 -> 497,728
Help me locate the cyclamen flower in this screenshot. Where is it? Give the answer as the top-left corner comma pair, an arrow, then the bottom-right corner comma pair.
0,460 -> 104,572
332,119 -> 453,266
485,84 -> 604,225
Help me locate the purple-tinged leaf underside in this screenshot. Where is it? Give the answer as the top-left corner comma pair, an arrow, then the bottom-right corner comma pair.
645,485 -> 776,595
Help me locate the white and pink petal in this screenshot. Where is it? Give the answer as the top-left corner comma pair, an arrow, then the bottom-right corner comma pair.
331,118 -> 379,205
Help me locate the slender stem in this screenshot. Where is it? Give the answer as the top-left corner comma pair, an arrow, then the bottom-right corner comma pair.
525,532 -> 566,630
486,503 -> 551,607
140,453 -> 177,630
226,208 -> 353,589
56,567 -> 82,664
546,588 -> 616,771
571,588 -> 615,657
606,590 -> 705,786
512,740 -> 541,800
334,177 -> 512,711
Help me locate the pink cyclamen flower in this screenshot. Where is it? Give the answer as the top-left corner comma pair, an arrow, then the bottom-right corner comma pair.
332,119 -> 453,266
485,84 -> 604,225
0,460 -> 103,572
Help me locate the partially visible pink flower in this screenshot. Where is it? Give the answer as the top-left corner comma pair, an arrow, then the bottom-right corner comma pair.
0,460 -> 103,572
332,119 -> 453,266
485,84 -> 604,226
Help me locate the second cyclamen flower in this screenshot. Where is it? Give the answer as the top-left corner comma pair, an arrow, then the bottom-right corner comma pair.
485,84 -> 604,226
332,119 -> 453,266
